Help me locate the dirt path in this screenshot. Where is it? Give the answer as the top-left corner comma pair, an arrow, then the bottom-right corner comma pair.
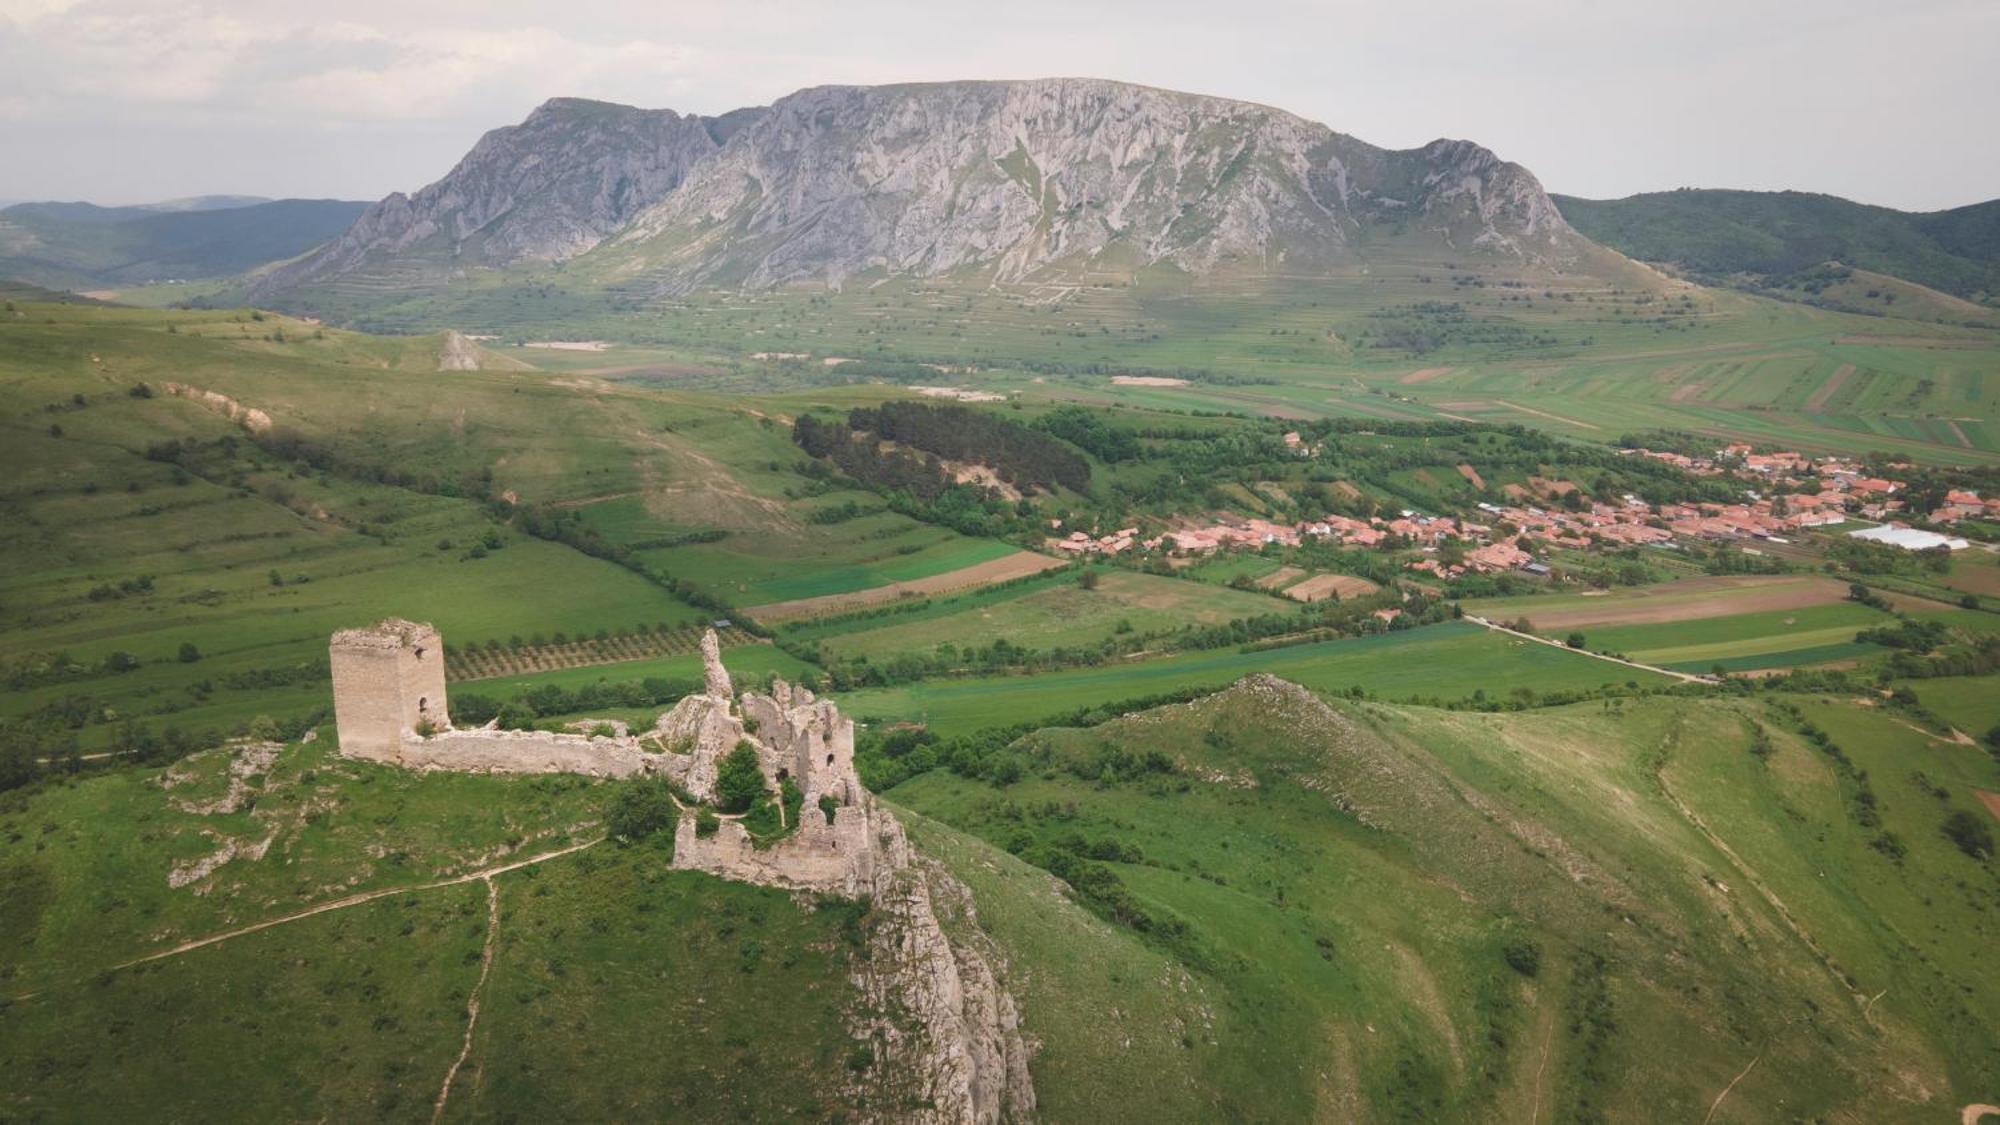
110,838 -> 600,974
1963,1104 -> 2000,1125
433,877 -> 501,1124
1803,364 -> 1854,412
1465,616 -> 1718,684
1702,1053 -> 1762,1124
1946,420 -> 1974,449
1498,401 -> 1601,430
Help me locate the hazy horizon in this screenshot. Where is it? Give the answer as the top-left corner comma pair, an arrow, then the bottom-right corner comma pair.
1,0 -> 1996,212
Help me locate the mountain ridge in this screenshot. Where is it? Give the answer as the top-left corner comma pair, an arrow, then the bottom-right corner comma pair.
254,78 -> 1612,304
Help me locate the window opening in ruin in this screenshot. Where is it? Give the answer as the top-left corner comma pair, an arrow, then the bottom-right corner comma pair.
826,754 -> 835,766
415,646 -> 425,660
419,696 -> 429,713
777,768 -> 790,781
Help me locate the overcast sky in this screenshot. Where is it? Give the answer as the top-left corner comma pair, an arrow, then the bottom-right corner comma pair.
1,0 -> 1993,211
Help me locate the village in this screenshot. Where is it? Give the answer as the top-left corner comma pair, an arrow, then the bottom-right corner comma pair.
1045,440 -> 1996,580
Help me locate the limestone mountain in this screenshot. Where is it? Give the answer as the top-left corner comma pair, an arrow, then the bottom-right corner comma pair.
254,97 -> 761,294
255,79 -> 1618,304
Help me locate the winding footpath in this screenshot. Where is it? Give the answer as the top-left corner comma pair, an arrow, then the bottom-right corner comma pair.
4,837 -> 603,1004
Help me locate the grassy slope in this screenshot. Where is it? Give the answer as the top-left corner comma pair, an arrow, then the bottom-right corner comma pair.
1553,189 -> 2000,300
896,681 -> 2000,1121
0,742 -> 889,1121
838,621 -> 1672,735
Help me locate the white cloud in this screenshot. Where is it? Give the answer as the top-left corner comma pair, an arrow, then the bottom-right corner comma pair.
0,0 -> 1992,209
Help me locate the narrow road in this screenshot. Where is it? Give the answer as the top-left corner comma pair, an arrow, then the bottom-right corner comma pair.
1464,616 -> 1719,685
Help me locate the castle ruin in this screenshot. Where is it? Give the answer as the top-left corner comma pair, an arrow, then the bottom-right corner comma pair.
328,618 -> 898,896
326,617 -> 1034,1121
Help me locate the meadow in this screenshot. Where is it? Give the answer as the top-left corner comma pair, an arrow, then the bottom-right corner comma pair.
783,568 -> 1287,663
837,621 -> 1672,735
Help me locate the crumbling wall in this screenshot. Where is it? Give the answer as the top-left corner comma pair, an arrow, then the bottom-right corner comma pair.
670,799 -> 896,896
398,729 -> 661,778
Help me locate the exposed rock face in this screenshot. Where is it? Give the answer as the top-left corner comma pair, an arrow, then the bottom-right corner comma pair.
255,98 -> 756,295
260,79 -> 1595,302
607,79 -> 1586,291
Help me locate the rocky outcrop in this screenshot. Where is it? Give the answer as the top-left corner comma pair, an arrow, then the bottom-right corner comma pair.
260,79 -> 1599,303
254,98 -> 757,295
605,79 -> 1586,292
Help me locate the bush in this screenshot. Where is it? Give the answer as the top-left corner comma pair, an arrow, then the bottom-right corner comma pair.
1565,631 -> 1586,649
608,779 -> 678,841
695,806 -> 720,837
1942,810 -> 1994,859
177,642 -> 201,664
715,741 -> 767,813
1502,938 -> 1542,978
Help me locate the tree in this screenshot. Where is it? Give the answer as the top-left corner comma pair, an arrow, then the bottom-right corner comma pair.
177,642 -> 202,663
716,741 -> 768,813
1566,631 -> 1586,649
608,779 -> 678,841
1941,810 -> 1993,860
1077,569 -> 1101,591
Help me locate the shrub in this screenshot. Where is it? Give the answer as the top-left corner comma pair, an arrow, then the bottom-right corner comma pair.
1566,631 -> 1586,649
607,779 -> 678,842
1502,938 -> 1541,978
715,741 -> 767,813
177,642 -> 201,664
1942,810 -> 1994,859
695,807 -> 720,837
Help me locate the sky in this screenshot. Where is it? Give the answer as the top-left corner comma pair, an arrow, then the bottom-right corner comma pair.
0,0 -> 1994,212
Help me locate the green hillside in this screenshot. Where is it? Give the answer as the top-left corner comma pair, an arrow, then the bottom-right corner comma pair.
0,199 -> 369,292
1555,189 -> 2000,304
4,676 -> 1993,1120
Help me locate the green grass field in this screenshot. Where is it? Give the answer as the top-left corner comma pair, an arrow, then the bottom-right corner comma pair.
1578,602 -> 1894,671
787,568 -> 1286,662
839,621 -> 1672,734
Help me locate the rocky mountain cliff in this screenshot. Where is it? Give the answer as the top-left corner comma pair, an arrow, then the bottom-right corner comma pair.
256,98 -> 757,293
258,79 -> 1596,300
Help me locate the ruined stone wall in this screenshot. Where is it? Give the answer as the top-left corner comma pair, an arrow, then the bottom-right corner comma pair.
397,729 -> 663,779
671,798 -> 901,897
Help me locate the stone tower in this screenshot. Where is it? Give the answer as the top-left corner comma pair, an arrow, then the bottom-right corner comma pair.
329,618 -> 448,761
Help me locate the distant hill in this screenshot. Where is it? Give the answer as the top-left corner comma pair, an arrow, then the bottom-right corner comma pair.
1554,188 -> 2000,305
0,197 -> 369,290
254,79 -> 1637,306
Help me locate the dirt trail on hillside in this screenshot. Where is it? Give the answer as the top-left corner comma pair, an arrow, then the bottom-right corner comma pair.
1498,401 -> 1600,430
107,838 -> 599,975
1963,1104 -> 2000,1125
433,877 -> 501,1124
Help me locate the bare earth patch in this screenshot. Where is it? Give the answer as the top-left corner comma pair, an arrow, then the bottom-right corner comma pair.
744,550 -> 1068,623
1110,375 -> 1190,387
912,385 -> 1006,402
1456,463 -> 1486,489
1518,576 -> 1850,631
1398,366 -> 1451,385
1283,574 -> 1378,602
1255,566 -> 1307,591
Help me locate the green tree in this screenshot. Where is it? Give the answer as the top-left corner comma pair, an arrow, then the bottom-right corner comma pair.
608,779 -> 678,841
177,642 -> 201,663
716,741 -> 768,813
1942,810 -> 1993,860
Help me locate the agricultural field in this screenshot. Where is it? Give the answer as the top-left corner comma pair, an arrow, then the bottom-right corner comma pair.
781,568 -> 1286,663
838,621 -> 1672,735
1574,602 -> 1894,673
1461,574 -> 1854,631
